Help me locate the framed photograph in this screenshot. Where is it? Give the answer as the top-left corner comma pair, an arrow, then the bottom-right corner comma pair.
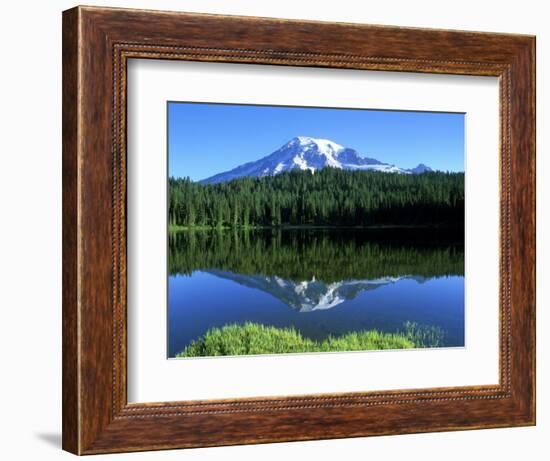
62,6 -> 535,455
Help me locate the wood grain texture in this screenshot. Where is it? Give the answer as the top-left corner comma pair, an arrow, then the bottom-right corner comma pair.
62,5 -> 536,455
62,7 -> 80,454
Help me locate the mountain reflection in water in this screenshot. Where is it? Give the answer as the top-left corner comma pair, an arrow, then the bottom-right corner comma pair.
168,228 -> 465,357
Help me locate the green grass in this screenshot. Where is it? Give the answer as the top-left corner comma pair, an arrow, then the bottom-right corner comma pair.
402,321 -> 445,348
175,322 -> 432,357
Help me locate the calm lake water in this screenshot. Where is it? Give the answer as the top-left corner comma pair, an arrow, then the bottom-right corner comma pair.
168,229 -> 465,357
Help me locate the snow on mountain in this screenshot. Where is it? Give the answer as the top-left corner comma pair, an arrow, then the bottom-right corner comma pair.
200,136 -> 432,184
406,163 -> 433,174
206,269 -> 417,312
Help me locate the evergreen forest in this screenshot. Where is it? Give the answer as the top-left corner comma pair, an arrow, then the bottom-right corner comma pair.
169,168 -> 464,229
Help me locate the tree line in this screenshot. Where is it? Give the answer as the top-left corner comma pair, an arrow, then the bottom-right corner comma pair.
169,168 -> 464,228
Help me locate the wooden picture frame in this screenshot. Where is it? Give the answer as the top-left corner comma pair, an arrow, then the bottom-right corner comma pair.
62,5 -> 535,455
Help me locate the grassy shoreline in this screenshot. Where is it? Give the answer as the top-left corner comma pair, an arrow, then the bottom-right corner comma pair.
176,322 -> 443,357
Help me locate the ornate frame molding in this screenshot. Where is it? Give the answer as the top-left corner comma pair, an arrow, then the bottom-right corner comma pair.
63,6 -> 535,454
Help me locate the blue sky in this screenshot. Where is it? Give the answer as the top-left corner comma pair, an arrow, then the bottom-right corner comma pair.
168,102 -> 464,181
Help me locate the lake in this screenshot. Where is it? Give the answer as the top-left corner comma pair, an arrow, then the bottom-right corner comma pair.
168,228 -> 465,357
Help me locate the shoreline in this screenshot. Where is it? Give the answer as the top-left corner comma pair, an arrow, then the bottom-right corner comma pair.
174,322 -> 445,358
169,224 -> 464,232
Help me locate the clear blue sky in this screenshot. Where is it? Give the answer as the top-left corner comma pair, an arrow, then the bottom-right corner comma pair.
168,102 -> 464,181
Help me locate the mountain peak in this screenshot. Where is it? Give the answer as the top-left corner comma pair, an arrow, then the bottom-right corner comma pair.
291,136 -> 344,153
407,163 -> 433,174
200,137 -> 432,184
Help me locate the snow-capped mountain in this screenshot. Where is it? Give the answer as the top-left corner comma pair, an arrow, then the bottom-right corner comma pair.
200,136 -> 432,184
407,163 -> 433,174
207,269 -> 424,312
